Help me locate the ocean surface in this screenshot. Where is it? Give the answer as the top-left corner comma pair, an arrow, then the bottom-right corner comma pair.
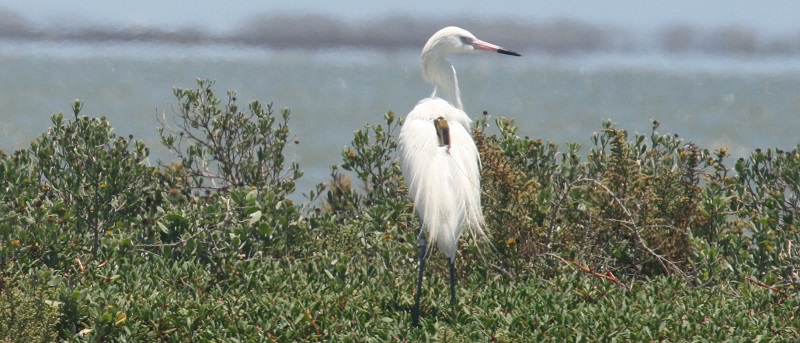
2,40 -> 800,195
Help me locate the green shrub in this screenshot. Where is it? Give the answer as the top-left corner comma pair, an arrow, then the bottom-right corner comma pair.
152,79 -> 307,260
151,186 -> 305,262
0,148 -> 41,271
0,102 -> 165,273
715,146 -> 800,288
0,276 -> 59,343
474,117 -> 703,281
158,79 -> 301,195
313,111 -> 414,255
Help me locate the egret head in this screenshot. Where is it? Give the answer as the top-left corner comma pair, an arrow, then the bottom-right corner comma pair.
420,26 -> 520,110
422,26 -> 521,58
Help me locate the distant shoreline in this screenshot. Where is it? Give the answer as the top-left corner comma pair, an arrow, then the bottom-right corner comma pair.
2,12 -> 800,57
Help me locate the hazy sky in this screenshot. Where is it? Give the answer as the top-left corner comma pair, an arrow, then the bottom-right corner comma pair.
2,0 -> 799,34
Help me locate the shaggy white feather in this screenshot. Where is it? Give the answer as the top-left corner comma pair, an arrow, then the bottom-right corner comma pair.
398,98 -> 485,260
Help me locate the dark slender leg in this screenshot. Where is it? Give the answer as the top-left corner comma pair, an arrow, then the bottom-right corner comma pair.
412,233 -> 427,325
448,258 -> 457,310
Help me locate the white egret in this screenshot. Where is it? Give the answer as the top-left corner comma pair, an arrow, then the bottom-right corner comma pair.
397,26 -> 520,323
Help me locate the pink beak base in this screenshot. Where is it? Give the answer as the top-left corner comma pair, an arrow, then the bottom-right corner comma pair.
472,39 -> 521,56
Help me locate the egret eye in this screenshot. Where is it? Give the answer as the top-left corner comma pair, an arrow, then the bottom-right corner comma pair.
460,36 -> 473,45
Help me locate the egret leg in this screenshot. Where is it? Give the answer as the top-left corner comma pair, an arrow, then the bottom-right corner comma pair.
412,232 -> 427,325
448,258 -> 457,310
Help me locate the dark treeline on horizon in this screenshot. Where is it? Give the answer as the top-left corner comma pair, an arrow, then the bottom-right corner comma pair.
2,9 -> 800,56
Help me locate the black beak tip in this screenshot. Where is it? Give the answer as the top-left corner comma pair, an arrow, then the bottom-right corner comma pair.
498,49 -> 521,57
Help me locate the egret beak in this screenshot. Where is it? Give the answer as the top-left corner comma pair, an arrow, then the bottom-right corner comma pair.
472,38 -> 521,56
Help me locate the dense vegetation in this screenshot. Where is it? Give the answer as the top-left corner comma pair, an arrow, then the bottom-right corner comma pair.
1,79 -> 798,341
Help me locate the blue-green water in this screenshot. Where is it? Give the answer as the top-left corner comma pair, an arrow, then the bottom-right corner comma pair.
3,41 -> 800,194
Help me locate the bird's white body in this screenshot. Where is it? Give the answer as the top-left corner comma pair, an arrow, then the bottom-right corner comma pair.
398,26 -> 519,323
398,97 -> 484,259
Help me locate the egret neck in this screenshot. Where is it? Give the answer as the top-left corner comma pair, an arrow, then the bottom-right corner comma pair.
422,48 -> 463,111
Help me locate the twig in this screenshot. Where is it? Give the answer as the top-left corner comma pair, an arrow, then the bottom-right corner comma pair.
490,263 -> 513,278
571,259 -> 625,289
136,242 -> 183,248
75,258 -> 85,273
542,253 -> 628,290
305,308 -> 322,337
747,277 -> 792,299
546,181 -> 574,248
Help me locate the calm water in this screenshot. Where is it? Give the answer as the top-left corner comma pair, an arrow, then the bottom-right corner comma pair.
3,41 -> 800,194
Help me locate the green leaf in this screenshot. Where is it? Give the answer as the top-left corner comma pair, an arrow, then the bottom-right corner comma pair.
258,223 -> 274,236
248,210 -> 262,224
246,189 -> 258,204
157,221 -> 169,234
